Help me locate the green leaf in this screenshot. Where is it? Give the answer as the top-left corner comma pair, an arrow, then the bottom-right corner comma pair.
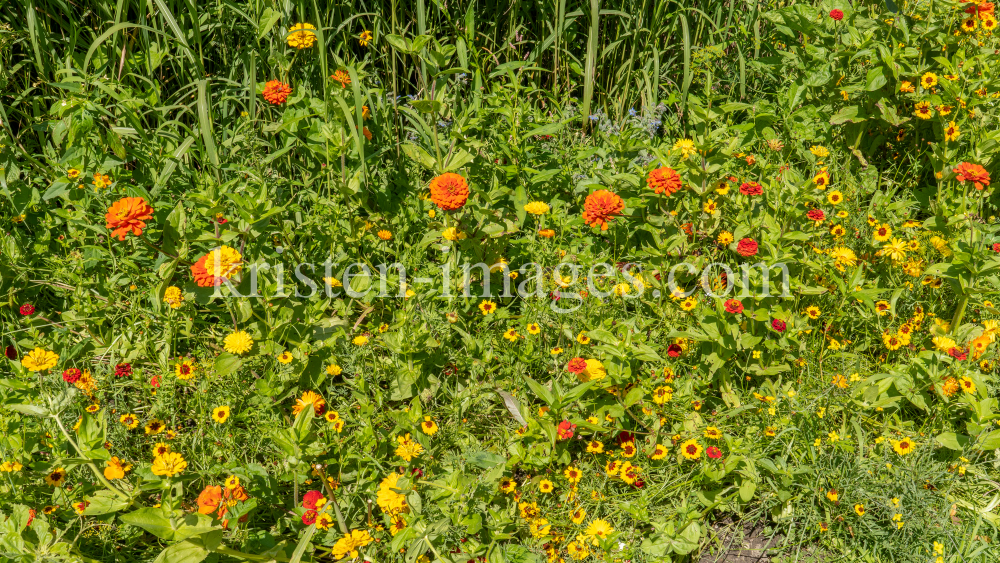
830,106 -> 864,125
624,386 -> 645,408
401,142 -> 436,170
152,540 -> 208,563
865,67 -> 887,91
83,490 -> 130,516
523,376 -> 556,406
214,353 -> 242,377
978,429 -> 1000,450
936,432 -> 971,451
6,404 -> 48,417
444,149 -> 475,172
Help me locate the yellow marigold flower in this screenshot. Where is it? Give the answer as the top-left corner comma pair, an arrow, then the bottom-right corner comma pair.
538,479 -> 554,493
377,229 -> 392,240
563,466 -> 582,483
717,231 -> 734,245
809,145 -> 829,158
673,138 -> 696,158
163,286 -> 184,308
442,227 -> 466,241
223,330 -> 253,355
826,489 -> 838,502
524,201 -> 550,215
21,348 -> 58,372
584,519 -> 613,544
578,359 -> 606,382
151,452 -> 188,477
878,238 -> 908,262
276,351 -> 293,364
292,391 -> 325,416
395,433 -> 424,461
359,30 -> 373,47
287,23 -> 317,49
352,335 -> 369,346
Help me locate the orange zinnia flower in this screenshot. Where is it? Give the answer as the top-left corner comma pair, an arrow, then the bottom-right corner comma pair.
954,162 -> 991,190
582,190 -> 624,231
429,173 -> 470,210
197,485 -> 223,515
105,197 -> 153,240
262,80 -> 292,105
330,70 -> 351,88
646,166 -> 682,196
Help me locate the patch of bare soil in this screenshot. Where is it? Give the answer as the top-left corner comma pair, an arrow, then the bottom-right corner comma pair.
698,517 -> 781,563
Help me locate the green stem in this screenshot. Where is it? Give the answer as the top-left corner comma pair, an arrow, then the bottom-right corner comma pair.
137,234 -> 192,266
50,414 -> 129,501
951,294 -> 969,336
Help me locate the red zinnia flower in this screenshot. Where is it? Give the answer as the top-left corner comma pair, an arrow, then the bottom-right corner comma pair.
829,9 -> 844,20
736,238 -> 759,257
706,446 -> 722,459
807,209 -> 825,222
566,357 -> 587,373
739,182 -> 763,196
617,431 -> 636,444
994,243 -> 1000,253
302,490 -> 325,510
724,299 -> 744,314
557,420 -> 577,440
949,347 -> 967,361
667,343 -> 683,357
150,375 -> 161,388
19,303 -> 35,316
262,80 -> 292,105
4,345 -> 16,360
771,319 -> 787,332
62,368 -> 82,384
954,162 -> 991,191
114,363 -> 132,378
301,509 -> 317,525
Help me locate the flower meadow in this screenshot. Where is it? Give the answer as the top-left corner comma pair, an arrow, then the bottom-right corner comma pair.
3,1 -> 1000,562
